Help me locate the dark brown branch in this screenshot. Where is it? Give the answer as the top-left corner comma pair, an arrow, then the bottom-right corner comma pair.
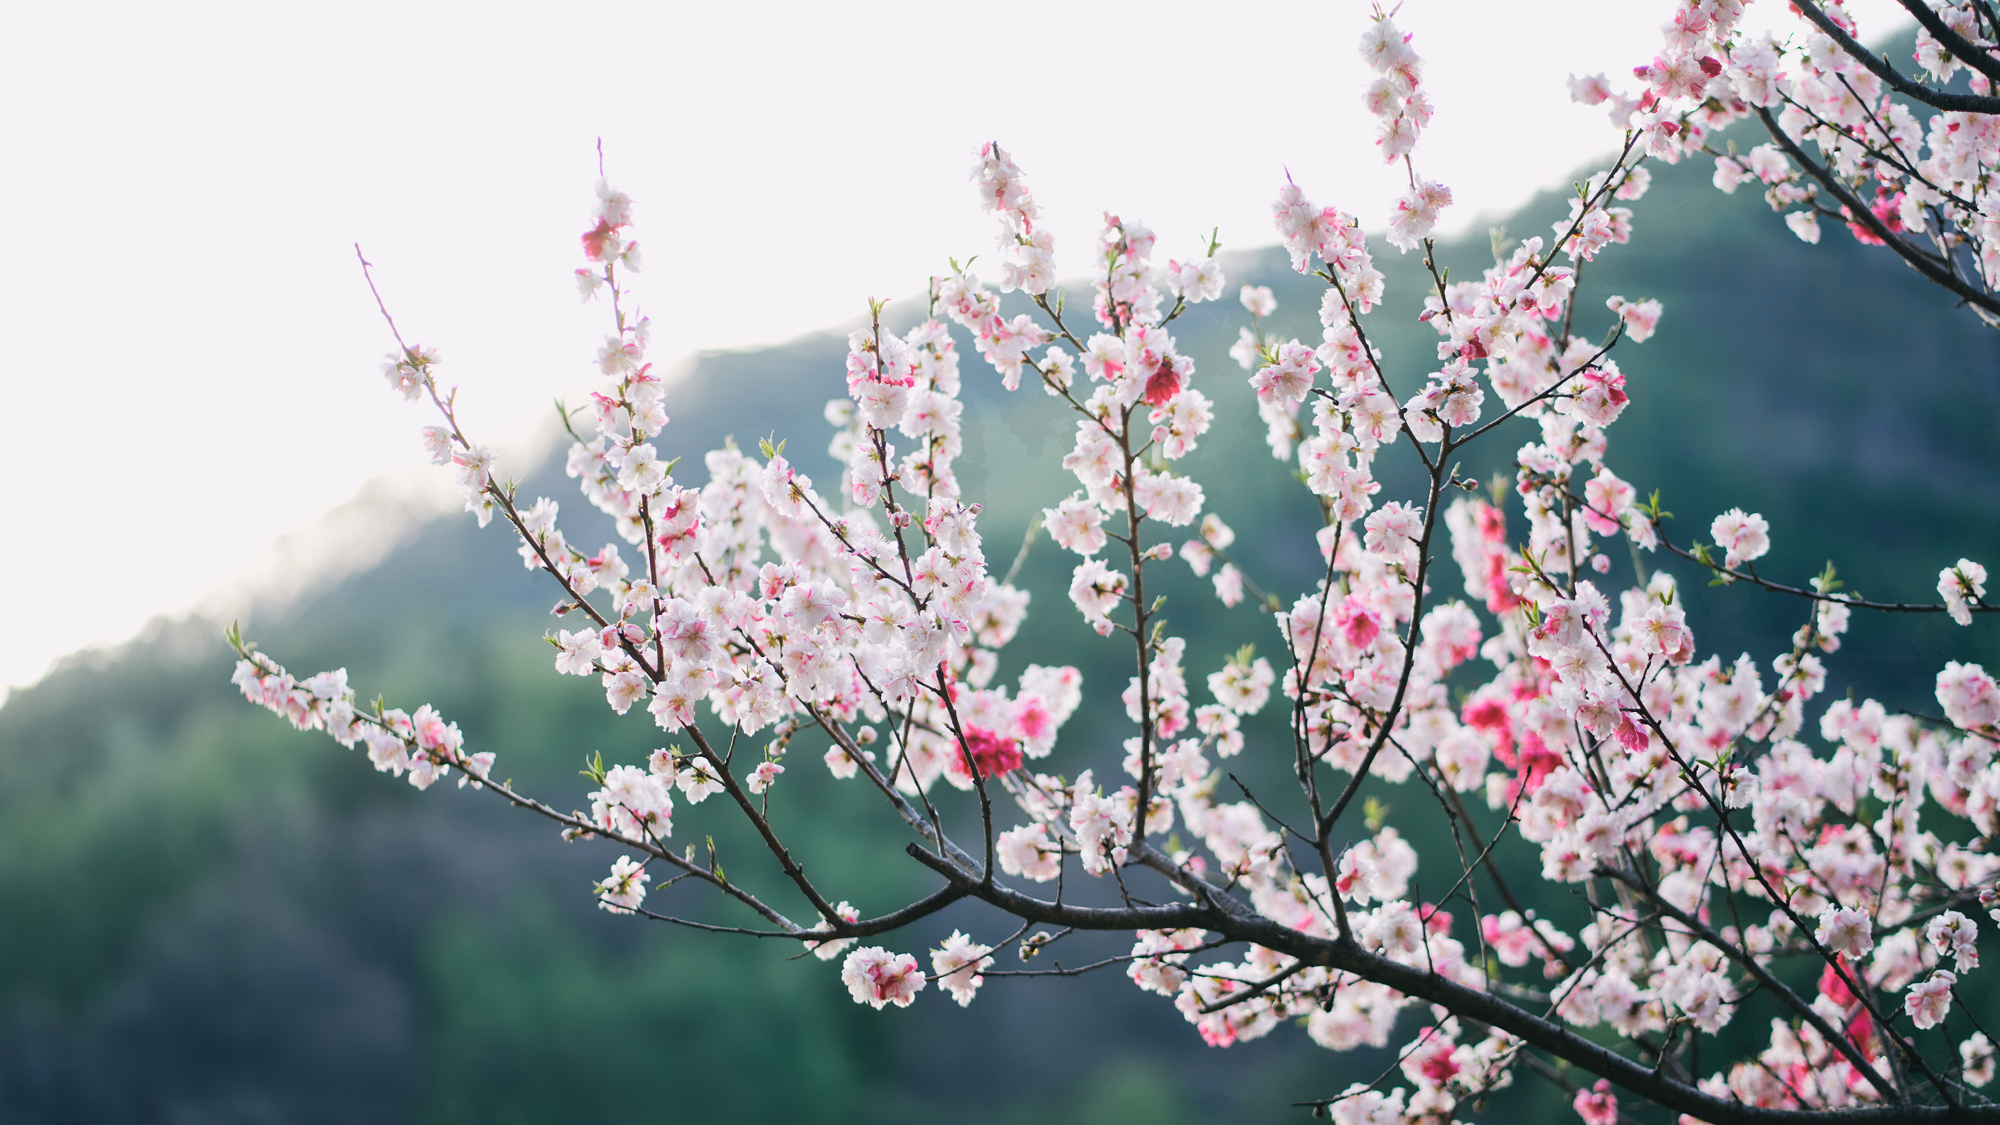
1754,105 -> 2000,318
799,882 -> 969,942
1653,527 -> 1994,614
1598,865 -> 1897,1102
1195,958 -> 1309,1015
916,823 -> 1997,1125
1895,0 -> 2000,87
1794,0 -> 2000,114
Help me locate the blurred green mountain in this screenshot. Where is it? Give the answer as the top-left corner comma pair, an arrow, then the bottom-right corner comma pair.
3,127 -> 1998,1123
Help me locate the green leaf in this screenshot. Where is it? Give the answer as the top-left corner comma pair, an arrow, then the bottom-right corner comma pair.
1363,796 -> 1390,833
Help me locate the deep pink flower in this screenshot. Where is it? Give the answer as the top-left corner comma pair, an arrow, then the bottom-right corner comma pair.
963,726 -> 1022,778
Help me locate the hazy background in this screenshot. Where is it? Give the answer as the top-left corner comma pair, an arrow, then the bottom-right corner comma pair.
0,0 -> 1911,694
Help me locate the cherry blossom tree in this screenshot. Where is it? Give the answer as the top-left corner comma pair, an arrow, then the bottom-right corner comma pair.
231,5 -> 2000,1122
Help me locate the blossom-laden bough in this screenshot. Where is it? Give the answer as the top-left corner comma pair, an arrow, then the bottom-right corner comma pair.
1578,0 -> 2000,328
232,7 -> 2000,1124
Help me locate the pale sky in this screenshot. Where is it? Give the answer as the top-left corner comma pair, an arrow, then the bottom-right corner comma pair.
0,0 -> 1908,696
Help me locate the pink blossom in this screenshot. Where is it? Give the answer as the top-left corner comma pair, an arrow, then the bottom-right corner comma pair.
1906,972 -> 1957,1029
1573,1079 -> 1618,1125
997,823 -> 1061,881
748,760 -> 785,794
930,931 -> 994,1007
1710,508 -> 1771,569
594,856 -> 649,914
1568,73 -> 1612,105
962,726 -> 1022,778
1937,661 -> 1999,730
1213,563 -> 1244,607
1239,285 -> 1276,317
1605,295 -> 1663,343
841,947 -> 927,1009
1939,559 -> 1987,626
1816,906 -> 1874,957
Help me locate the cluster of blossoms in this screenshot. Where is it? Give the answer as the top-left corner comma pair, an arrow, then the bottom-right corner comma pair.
232,8 -> 2000,1124
1359,19 -> 1453,253
229,646 -> 497,793
1575,0 -> 2000,323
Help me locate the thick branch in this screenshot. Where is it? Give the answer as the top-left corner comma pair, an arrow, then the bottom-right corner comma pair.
1598,865 -> 1898,1103
1895,0 -> 2000,87
1794,0 -> 2000,114
915,836 -> 1992,1125
1754,106 -> 2000,318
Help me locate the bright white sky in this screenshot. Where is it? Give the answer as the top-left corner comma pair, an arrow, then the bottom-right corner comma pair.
0,0 -> 1908,696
